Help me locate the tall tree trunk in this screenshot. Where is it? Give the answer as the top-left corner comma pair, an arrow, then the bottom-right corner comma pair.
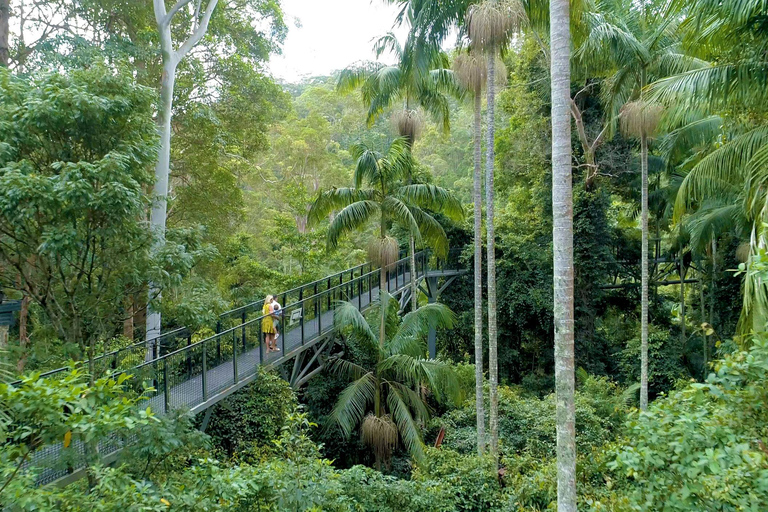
410,235 -> 417,312
16,295 -> 29,373
473,89 -> 486,456
640,130 -> 649,411
147,0 -> 219,360
680,250 -> 686,346
699,263 -> 707,371
710,238 -> 716,333
0,0 -> 9,67
486,53 -> 499,459
123,297 -> 135,340
550,0 -> 577,508
145,51 -> 177,359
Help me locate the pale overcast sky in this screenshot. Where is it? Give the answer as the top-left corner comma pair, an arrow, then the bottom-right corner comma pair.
268,0 -> 408,82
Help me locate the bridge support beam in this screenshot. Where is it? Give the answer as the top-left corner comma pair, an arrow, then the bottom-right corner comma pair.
420,275 -> 458,359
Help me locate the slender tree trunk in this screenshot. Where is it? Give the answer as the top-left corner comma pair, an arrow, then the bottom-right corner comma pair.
486,53 -> 499,459
146,43 -> 177,360
710,238 -> 716,332
473,90 -> 486,456
699,263 -> 707,370
0,0 -> 9,67
550,0 -> 577,508
640,131 -> 649,411
410,234 -> 417,312
123,298 -> 135,340
680,249 -> 686,346
16,295 -> 29,373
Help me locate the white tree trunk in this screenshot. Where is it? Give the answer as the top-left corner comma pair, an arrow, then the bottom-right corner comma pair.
550,0 -> 577,508
146,49 -> 177,357
146,0 -> 219,359
486,53 -> 499,459
640,131 -> 649,411
473,90 -> 486,455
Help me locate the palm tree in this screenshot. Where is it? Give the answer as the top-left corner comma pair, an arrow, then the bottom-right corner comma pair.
466,0 -> 523,460
338,34 -> 462,312
453,49 -> 488,455
329,291 -> 461,469
549,0 -> 576,508
309,138 -> 462,344
651,0 -> 768,334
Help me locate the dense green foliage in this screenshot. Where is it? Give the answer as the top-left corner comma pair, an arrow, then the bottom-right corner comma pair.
1,0 -> 768,509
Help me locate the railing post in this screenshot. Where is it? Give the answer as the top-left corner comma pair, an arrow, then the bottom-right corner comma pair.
299,289 -> 305,346
369,268 -> 372,304
327,277 -> 331,310
233,331 -> 239,383
216,319 -> 221,334
358,273 -> 362,309
186,333 -> 192,377
318,292 -> 323,334
202,340 -> 208,402
259,328 -> 264,363
314,283 -> 319,320
163,359 -> 170,414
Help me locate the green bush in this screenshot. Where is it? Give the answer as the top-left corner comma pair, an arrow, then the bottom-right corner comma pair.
591,336 -> 768,511
438,374 -> 630,459
204,370 -> 297,459
413,447 -> 501,512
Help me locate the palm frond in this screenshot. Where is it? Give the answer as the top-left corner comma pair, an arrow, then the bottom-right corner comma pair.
328,200 -> 380,248
686,201 -> 747,254
396,183 -> 465,220
674,126 -> 768,220
649,60 -> 768,111
383,196 -> 422,243
334,300 -> 378,345
382,355 -> 462,406
385,383 -> 426,461
329,357 -> 372,382
308,187 -> 376,226
388,302 -> 455,355
386,380 -> 430,423
410,207 -> 449,258
329,371 -> 377,438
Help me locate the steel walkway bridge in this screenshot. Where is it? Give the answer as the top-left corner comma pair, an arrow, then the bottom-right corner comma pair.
26,250 -> 465,486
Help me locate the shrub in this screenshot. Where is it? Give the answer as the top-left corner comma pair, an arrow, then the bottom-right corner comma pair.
592,336 -> 768,510
413,447 -> 501,512
204,370 -> 297,459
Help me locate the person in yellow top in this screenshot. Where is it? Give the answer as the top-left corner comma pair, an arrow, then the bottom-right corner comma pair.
262,295 -> 278,353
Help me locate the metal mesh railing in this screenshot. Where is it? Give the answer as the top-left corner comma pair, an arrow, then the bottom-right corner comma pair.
23,251 -> 441,485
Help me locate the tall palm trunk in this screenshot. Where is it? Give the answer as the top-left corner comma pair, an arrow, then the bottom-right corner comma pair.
550,0 -> 577,508
473,90 -> 486,455
699,263 -> 707,370
710,237 -> 716,334
486,54 -> 499,458
410,235 -> 417,311
0,0 -> 9,67
640,129 -> 649,411
680,249 -> 686,345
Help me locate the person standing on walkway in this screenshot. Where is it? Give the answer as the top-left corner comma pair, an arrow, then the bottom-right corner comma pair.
262,295 -> 277,353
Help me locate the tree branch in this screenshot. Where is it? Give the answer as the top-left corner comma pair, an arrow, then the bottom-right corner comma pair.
164,0 -> 195,27
176,0 -> 219,59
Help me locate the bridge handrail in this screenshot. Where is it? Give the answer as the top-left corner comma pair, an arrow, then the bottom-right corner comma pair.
218,260 -> 374,320
132,252 -> 423,368
24,248 -> 468,487
21,252 -> 428,386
